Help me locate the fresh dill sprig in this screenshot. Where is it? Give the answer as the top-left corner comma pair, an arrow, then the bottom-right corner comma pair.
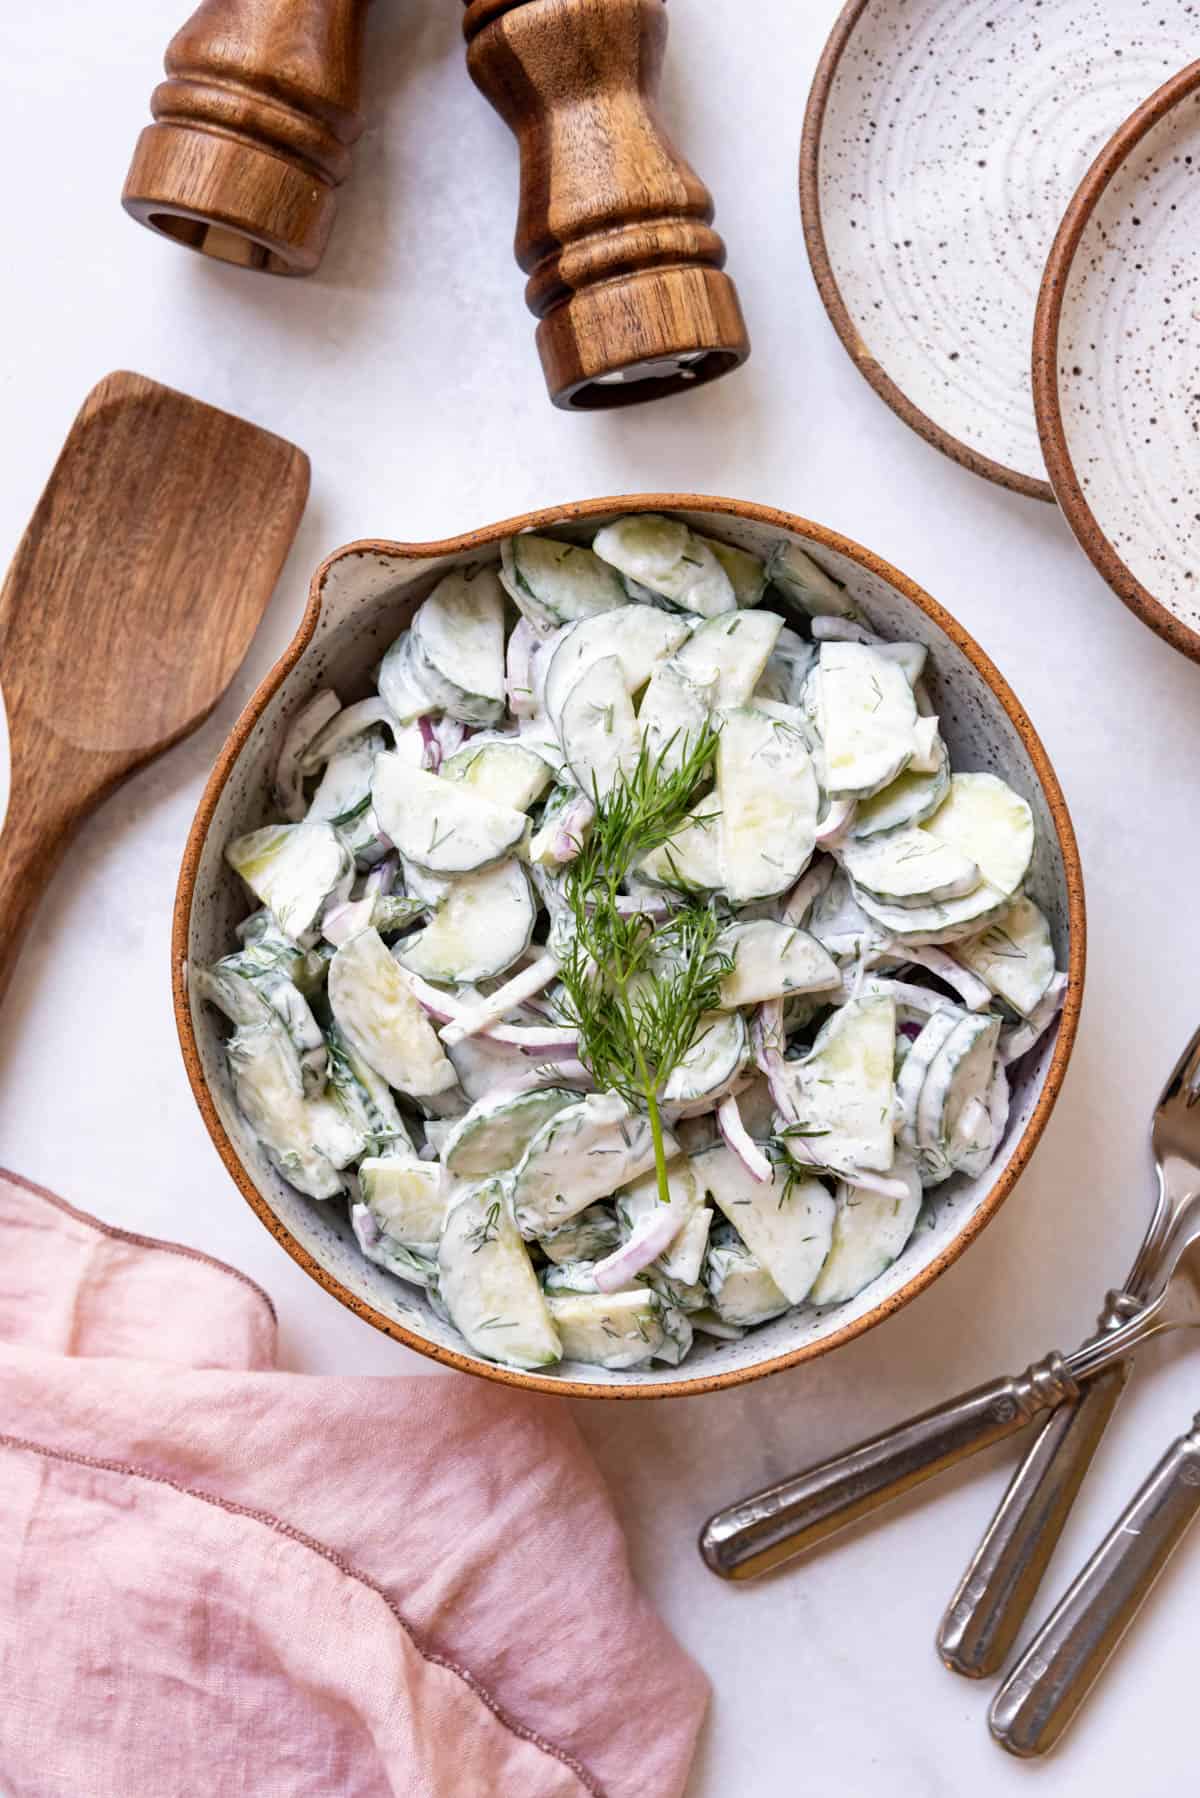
556,725 -> 732,1206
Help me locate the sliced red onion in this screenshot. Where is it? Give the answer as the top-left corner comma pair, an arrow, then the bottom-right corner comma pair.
593,1197 -> 690,1292
811,615 -> 882,645
552,793 -> 595,865
489,1022 -> 579,1051
999,972 -> 1067,1066
351,1202 -> 381,1253
752,999 -> 798,1124
439,952 -> 560,1046
321,861 -> 397,947
432,716 -> 467,760
887,941 -> 992,1011
275,689 -> 342,820
396,968 -> 465,1024
417,715 -> 441,772
717,1092 -> 772,1183
506,619 -> 539,718
841,1167 -> 916,1201
815,798 -> 856,848
780,859 -> 833,927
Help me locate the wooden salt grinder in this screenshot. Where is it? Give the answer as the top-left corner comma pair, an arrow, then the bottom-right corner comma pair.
122,0 -> 369,276
463,0 -> 751,409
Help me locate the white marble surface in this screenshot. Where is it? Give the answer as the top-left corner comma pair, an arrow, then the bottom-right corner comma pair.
2,3 -> 1200,1792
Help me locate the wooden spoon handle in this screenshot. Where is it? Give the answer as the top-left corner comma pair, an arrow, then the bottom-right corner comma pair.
0,728 -> 96,1007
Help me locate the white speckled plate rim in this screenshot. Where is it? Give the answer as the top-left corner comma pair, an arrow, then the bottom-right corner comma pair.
801,0 -> 1200,504
1034,59 -> 1200,664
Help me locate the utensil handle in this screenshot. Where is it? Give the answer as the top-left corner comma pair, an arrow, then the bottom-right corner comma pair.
990,1413 -> 1200,1757
938,1291 -> 1142,1677
0,734 -> 80,1006
699,1353 -> 1078,1581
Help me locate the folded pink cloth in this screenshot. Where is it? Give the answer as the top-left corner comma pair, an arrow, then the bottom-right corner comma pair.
0,1170 -> 708,1798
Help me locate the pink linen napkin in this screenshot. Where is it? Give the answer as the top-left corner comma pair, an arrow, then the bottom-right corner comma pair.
0,1169 -> 708,1798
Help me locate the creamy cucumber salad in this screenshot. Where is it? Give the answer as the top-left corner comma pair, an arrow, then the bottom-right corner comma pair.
202,515 -> 1066,1374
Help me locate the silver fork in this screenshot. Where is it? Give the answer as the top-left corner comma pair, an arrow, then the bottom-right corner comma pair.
699,1029 -> 1200,1584
938,1023 -> 1200,1676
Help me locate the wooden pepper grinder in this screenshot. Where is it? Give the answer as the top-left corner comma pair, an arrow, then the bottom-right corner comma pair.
463,0 -> 751,409
122,0 -> 369,276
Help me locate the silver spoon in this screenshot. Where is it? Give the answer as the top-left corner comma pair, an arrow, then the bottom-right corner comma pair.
939,1023 -> 1200,1676
699,1220 -> 1200,1583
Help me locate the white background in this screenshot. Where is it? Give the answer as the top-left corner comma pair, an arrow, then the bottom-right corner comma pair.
3,3 -> 1200,1793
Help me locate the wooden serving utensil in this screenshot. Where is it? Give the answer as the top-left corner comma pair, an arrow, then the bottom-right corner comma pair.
123,0 -> 370,276
0,371 -> 309,1006
463,0 -> 751,409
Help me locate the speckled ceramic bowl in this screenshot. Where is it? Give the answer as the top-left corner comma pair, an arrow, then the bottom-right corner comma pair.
174,496 -> 1085,1399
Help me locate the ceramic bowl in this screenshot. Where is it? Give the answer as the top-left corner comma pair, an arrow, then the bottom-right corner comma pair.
174,495 -> 1085,1399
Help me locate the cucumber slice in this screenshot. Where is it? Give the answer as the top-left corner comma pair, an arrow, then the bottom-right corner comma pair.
611,1161 -> 701,1275
201,957 -> 327,1097
816,642 -> 921,799
806,866 -> 876,959
705,1226 -> 790,1326
395,858 -> 534,984
916,1012 -> 1002,1183
442,1086 -> 577,1179
755,627 -> 817,707
657,1206 -> 714,1287
922,772 -> 1034,898
328,928 -> 457,1097
352,1203 -> 437,1288
838,826 -> 981,907
511,1093 -> 677,1237
409,567 -> 506,725
546,1288 -> 665,1369
895,1008 -> 962,1154
225,1022 -> 344,1199
716,919 -> 839,1007
359,1155 -> 447,1255
559,655 -> 639,801
538,1203 -> 621,1266
662,1011 -> 749,1110
377,632 -> 442,724
325,1024 -> 413,1156
439,1180 -> 562,1370
592,515 -> 736,617
300,698 -> 411,774
440,737 -> 553,812
766,540 -> 853,617
638,661 -> 714,775
778,993 -> 897,1176
851,738 -> 950,838
225,822 -> 352,944
275,689 -> 342,819
954,896 -> 1055,1018
672,610 -> 783,706
372,757 -> 528,875
716,707 -> 819,904
854,881 -> 1011,947
235,912 -> 329,996
500,534 -> 625,629
543,605 -> 690,726
637,800 -> 723,893
307,735 -> 388,863
809,1156 -> 922,1306
700,535 -> 768,607
691,1142 -> 834,1304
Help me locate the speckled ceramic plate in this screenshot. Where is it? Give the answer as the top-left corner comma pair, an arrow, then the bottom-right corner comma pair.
802,0 -> 1199,498
174,495 -> 1084,1401
1035,62 -> 1200,660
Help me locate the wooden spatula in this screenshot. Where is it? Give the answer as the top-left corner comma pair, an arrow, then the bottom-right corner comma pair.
0,370 -> 309,1005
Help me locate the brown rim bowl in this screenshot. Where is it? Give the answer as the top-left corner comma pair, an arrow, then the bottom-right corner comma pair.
174,494 -> 1085,1399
